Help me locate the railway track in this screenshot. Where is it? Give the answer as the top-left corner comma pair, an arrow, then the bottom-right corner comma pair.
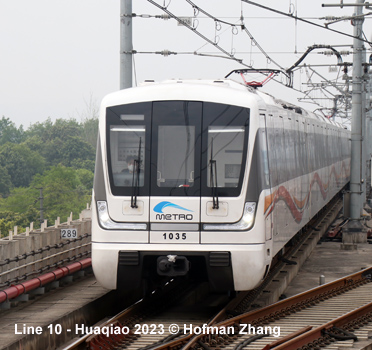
62,197 -> 346,350
63,267 -> 372,350
156,267 -> 372,350
64,279 -> 230,350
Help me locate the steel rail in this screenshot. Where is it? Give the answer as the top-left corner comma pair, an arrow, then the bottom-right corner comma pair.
81,280 -> 200,350
60,298 -> 147,350
151,267 -> 372,350
270,299 -> 372,349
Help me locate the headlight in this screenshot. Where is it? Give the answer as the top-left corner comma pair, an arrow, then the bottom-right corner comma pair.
203,202 -> 256,231
97,201 -> 147,230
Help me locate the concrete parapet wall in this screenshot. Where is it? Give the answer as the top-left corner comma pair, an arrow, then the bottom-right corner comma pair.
0,212 -> 91,287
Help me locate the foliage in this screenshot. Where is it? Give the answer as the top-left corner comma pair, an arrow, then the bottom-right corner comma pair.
25,118 -> 82,140
82,117 -> 99,149
23,118 -> 97,167
0,209 -> 39,237
58,136 -> 95,167
31,165 -> 92,224
0,212 -> 20,237
75,168 -> 94,191
0,165 -> 12,197
0,117 -> 25,145
0,115 -> 97,237
0,143 -> 45,188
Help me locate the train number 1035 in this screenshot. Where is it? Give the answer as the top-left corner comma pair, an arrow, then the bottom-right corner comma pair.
163,232 -> 186,240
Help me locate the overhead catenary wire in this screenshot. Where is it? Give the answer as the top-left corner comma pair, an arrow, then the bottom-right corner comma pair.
142,0 -> 352,117
185,0 -> 287,72
146,0 -> 250,67
146,0 -> 298,88
185,0 -> 239,27
241,0 -> 372,45
135,13 -> 372,20
241,26 -> 287,71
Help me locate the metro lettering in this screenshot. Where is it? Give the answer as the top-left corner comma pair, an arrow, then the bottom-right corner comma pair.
155,214 -> 194,221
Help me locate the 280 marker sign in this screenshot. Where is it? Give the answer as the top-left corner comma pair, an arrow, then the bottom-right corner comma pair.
60,229 -> 77,239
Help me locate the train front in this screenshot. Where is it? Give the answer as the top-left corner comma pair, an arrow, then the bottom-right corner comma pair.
92,80 -> 272,292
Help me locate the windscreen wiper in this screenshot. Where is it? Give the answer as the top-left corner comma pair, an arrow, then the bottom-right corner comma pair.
131,137 -> 142,208
209,138 -> 219,209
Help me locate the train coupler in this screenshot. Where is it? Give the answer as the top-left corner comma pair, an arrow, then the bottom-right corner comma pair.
157,255 -> 190,276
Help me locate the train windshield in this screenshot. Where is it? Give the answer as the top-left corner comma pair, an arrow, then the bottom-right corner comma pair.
157,125 -> 196,188
106,101 -> 249,197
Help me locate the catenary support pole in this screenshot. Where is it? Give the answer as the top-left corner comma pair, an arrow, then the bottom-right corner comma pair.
349,0 -> 364,219
342,0 -> 367,244
367,73 -> 372,193
361,53 -> 366,208
120,0 -> 133,89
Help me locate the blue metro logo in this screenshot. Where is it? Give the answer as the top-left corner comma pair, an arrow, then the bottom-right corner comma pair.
153,201 -> 193,214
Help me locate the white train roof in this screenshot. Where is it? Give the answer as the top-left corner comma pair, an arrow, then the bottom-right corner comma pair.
101,79 -> 345,129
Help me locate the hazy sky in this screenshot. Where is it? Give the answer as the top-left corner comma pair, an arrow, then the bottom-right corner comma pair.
1,1 -> 371,127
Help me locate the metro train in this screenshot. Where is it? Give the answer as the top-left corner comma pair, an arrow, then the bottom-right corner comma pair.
91,79 -> 350,292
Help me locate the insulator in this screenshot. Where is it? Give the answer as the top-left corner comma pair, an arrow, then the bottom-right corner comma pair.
161,50 -> 173,56
159,14 -> 171,20
324,50 -> 334,56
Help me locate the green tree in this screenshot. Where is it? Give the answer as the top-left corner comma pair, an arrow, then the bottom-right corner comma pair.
0,187 -> 38,214
0,116 -> 25,145
0,113 -> 98,233
31,165 -> 91,222
24,118 -> 95,168
71,159 -> 95,172
0,187 -> 40,237
75,168 -> 94,191
0,209 -> 39,238
0,215 -> 15,238
79,94 -> 99,149
25,118 -> 82,141
0,143 -> 45,188
59,136 -> 95,167
24,118 -> 53,140
0,164 -> 12,197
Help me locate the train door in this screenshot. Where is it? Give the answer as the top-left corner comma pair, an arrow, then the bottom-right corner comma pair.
300,120 -> 310,226
260,114 -> 273,241
307,123 -> 316,218
265,114 -> 278,238
274,115 -> 286,238
293,117 -> 303,230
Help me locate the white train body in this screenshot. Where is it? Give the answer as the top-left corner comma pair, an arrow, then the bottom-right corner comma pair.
92,79 -> 350,292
